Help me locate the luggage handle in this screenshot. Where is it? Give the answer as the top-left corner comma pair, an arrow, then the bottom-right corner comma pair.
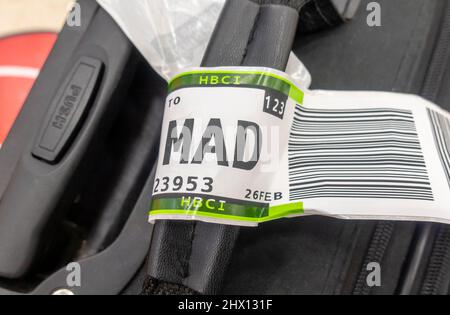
0,45 -> 135,279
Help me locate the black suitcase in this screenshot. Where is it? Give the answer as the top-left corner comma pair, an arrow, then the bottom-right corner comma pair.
222,0 -> 450,295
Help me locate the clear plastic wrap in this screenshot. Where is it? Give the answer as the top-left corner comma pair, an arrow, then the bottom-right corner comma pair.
97,0 -> 312,88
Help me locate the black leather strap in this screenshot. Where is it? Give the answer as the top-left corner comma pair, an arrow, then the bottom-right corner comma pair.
145,0 -> 300,295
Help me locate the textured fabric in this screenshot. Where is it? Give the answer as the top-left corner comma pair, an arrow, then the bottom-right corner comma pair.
141,277 -> 199,295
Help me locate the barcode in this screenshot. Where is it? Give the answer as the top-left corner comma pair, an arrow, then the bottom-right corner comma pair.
288,105 -> 434,201
428,108 -> 450,188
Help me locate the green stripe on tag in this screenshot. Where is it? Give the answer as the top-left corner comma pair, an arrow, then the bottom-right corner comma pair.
149,195 -> 303,224
151,196 -> 269,219
168,70 -> 304,104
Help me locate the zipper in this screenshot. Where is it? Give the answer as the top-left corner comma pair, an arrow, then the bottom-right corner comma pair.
420,226 -> 450,294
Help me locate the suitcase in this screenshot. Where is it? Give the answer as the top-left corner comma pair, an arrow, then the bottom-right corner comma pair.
0,0 -> 449,295
222,0 -> 450,295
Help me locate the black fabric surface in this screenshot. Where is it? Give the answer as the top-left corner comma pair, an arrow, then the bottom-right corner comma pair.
222,0 -> 445,294
141,277 -> 198,295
